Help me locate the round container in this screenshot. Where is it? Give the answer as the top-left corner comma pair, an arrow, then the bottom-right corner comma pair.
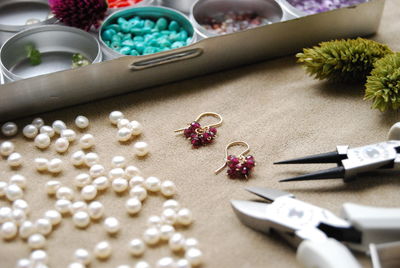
0,0 -> 56,45
0,69 -> 4,84
0,25 -> 102,82
107,0 -> 154,14
162,0 -> 198,14
100,6 -> 196,59
191,0 -> 291,38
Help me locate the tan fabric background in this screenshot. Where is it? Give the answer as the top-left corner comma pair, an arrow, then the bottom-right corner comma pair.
1,1 -> 400,267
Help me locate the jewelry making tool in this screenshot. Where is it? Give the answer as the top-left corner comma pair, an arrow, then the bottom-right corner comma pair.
231,187 -> 400,268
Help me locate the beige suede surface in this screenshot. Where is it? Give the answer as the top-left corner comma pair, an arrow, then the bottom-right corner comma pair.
1,1 -> 400,267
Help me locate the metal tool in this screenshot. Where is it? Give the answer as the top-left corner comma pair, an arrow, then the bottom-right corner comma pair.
231,187 -> 400,268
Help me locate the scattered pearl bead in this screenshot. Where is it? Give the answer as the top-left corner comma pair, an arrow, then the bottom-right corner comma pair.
156,257 -> 174,268
0,207 -> 12,223
0,141 -> 15,156
75,116 -> 89,129
73,248 -> 91,265
147,215 -> 163,227
19,221 -> 36,239
103,217 -> 121,234
79,134 -> 95,149
6,184 -> 23,201
93,176 -> 109,191
89,164 -> 105,178
13,199 -> 29,214
84,152 -> 99,167
129,121 -> 143,136
2,122 -> 18,137
129,185 -> 147,201
117,118 -> 130,129
177,208 -> 193,226
56,186 -> 74,200
48,158 -> 63,173
68,262 -> 85,268
129,176 -> 145,188
184,238 -> 199,251
52,120 -> 66,134
73,211 -> 90,228
34,134 -> 51,149
125,165 -> 141,178
23,124 -> 38,139
16,258 -> 31,268
44,210 -> 62,225
162,208 -> 177,225
109,168 -> 125,180
117,127 -> 132,142
71,150 -> 85,166
144,176 -> 161,192
32,117 -> 44,129
1,221 -> 18,239
94,241 -> 112,259
70,201 -> 88,214
129,238 -> 145,256
185,248 -> 203,266
12,209 -> 26,224
74,173 -> 91,188
160,180 -> 177,197
81,185 -> 97,201
54,199 -> 72,214
54,137 -> 69,153
45,180 -> 61,195
125,198 -> 142,215
160,224 -> 175,241
34,158 -> 49,171
30,250 -> 48,264
169,233 -> 185,252
7,152 -> 23,168
40,126 -> 55,138
61,129 -> 76,142
28,233 -> 46,249
109,111 -> 124,125
88,201 -> 104,220
135,261 -> 150,268
9,174 -> 27,189
0,181 -> 7,197
112,178 -> 128,193
35,218 -> 52,236
176,259 -> 191,268
133,141 -> 149,157
143,227 -> 160,245
111,156 -> 126,168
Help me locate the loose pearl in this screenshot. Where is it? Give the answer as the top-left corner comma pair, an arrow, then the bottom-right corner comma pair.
23,124 -> 38,139
133,141 -> 149,157
52,120 -> 66,134
144,176 -> 161,192
111,156 -> 126,168
117,118 -> 130,129
30,250 -> 48,264
162,208 -> 177,225
109,168 -> 125,180
184,238 -> 199,250
147,215 -> 162,227
73,211 -> 90,228
28,233 -> 46,249
0,141 -> 15,156
185,248 -> 203,266
79,134 -> 95,149
56,186 -> 74,200
0,181 -> 7,197
129,185 -> 147,201
109,111 -> 124,125
35,158 -> 49,171
143,227 -> 160,245
129,121 -> 143,136
0,207 -> 12,223
74,173 -> 91,188
44,210 -> 61,225
160,224 -> 175,241
160,180 -> 177,197
135,261 -> 150,268
94,241 -> 112,259
73,248 -> 91,265
34,134 -> 51,149
75,116 -> 89,129
125,198 -> 142,215
84,152 -> 99,167
88,201 -> 104,220
19,221 -> 36,239
68,262 -> 85,268
61,129 -> 76,142
45,180 -> 61,195
93,176 -> 109,191
1,221 -> 18,239
70,201 -> 88,214
156,257 -> 174,268
55,199 -> 72,214
32,118 -> 44,129
129,176 -> 145,188
89,164 -> 105,178
125,165 -> 141,178
48,158 -> 63,173
35,218 -> 52,235
169,233 -> 185,252
177,208 -> 193,226
12,209 -> 26,224
103,217 -> 121,234
112,178 -> 128,193
2,122 -> 18,137
16,258 -> 31,268
40,126 -> 55,138
9,174 -> 27,189
54,137 -> 69,153
129,238 -> 145,256
81,185 -> 97,201
6,184 -> 23,201
117,127 -> 132,142
7,152 -> 23,168
176,259 -> 191,268
71,150 -> 85,166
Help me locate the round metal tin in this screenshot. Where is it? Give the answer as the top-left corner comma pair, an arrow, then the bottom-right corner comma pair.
0,25 -> 102,82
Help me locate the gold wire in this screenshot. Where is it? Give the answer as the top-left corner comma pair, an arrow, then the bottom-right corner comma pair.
174,112 -> 223,133
214,141 -> 250,174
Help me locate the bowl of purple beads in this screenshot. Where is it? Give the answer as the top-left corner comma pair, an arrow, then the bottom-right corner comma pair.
280,0 -> 369,15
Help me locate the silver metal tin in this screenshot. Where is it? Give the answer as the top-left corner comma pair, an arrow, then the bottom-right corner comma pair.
161,0 -> 197,14
0,70 -> 4,85
0,25 -> 102,82
0,0 -> 56,46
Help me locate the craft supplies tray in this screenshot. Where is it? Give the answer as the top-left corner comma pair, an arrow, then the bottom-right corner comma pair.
0,0 -> 385,121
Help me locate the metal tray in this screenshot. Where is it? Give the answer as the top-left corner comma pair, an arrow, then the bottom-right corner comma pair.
0,0 -> 385,121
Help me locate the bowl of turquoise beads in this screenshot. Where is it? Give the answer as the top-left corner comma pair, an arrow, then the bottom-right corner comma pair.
100,6 -> 196,59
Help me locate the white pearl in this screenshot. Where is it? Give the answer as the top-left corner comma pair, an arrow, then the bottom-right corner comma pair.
7,152 -> 23,168
32,117 -> 44,129
71,150 -> 86,166
103,217 -> 121,234
92,176 -> 109,191
94,241 -> 112,259
156,257 -> 174,268
74,173 -> 91,188
89,164 -> 105,178
79,134 -> 95,149
0,207 -> 12,223
70,201 -> 88,214
0,181 -> 7,197
144,176 -> 161,192
12,209 -> 26,225
34,134 -> 51,149
112,178 -> 128,193
40,126 -> 55,138
23,124 -> 38,139
177,208 -> 193,226
160,180 -> 177,197
129,121 -> 143,136
19,220 -> 36,239
185,248 -> 203,266
117,265 -> 131,268
111,156 -> 126,168
61,129 -> 77,142
16,258 -> 31,268
160,224 -> 175,241
109,111 -> 124,125
56,186 -> 74,200
34,158 -> 49,171
44,210 -> 61,225
169,233 -> 185,252
75,116 -> 89,129
133,141 -> 149,157
128,238 -> 145,256
68,262 -> 85,268
88,201 -> 104,220
81,185 -> 97,201
73,248 -> 91,265
28,233 -> 46,249
0,141 -> 15,156
52,120 -> 66,134
6,184 -> 23,201
2,122 -> 18,136
73,211 -> 90,228
109,168 -> 125,180
48,158 -> 63,173
125,198 -> 142,215
54,137 -> 69,153
1,221 -> 18,239
117,127 -> 132,142
184,238 -> 199,251
35,218 -> 52,235
45,180 -> 61,195
9,174 -> 27,189
135,261 -> 150,268
125,165 -> 141,178
162,208 -> 177,225
30,250 -> 48,264
143,227 -> 160,245
129,176 -> 145,188
84,152 -> 99,167
55,199 -> 72,214
147,215 -> 162,227
13,199 -> 29,214
176,259 -> 191,268
117,118 -> 130,129
129,185 -> 147,201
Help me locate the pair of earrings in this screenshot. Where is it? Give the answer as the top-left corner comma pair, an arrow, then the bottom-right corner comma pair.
175,112 -> 256,179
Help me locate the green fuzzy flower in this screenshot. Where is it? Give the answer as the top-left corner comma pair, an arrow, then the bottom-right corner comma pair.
296,38 -> 393,82
365,53 -> 400,112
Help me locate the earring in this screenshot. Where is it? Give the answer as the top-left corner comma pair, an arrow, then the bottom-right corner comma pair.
215,141 -> 256,179
174,112 -> 223,148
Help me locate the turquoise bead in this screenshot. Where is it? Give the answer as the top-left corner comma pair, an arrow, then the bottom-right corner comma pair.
133,36 -> 144,42
168,32 -> 180,42
171,41 -> 184,49
143,47 -> 157,55
156,18 -> 168,30
121,22 -> 131,33
111,35 -> 122,42
161,30 -> 171,35
130,49 -> 139,56
142,27 -> 152,34
111,41 -> 121,50
122,40 -> 135,48
148,39 -> 159,47
105,24 -> 120,32
144,19 -> 155,29
178,30 -> 188,41
186,37 -> 193,45
131,28 -> 143,35
135,42 -> 145,54
119,46 -> 131,55
168,21 -> 180,32
117,17 -> 128,25
131,20 -> 144,28
158,39 -> 171,48
101,29 -> 116,41
122,34 -> 132,41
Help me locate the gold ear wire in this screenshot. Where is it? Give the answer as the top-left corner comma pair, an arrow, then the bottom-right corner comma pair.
174,112 -> 223,133
214,141 -> 250,174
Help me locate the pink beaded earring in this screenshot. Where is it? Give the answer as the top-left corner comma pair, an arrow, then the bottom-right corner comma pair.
174,112 -> 223,148
215,141 -> 256,179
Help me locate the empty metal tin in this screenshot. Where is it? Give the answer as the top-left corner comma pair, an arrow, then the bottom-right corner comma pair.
0,25 -> 102,82
161,0 -> 198,14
